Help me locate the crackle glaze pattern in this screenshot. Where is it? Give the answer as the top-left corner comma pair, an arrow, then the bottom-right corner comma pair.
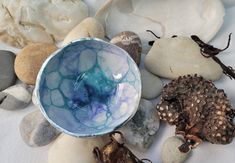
35,38 -> 141,137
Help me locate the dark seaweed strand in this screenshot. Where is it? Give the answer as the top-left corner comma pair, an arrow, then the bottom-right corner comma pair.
191,33 -> 235,80
191,33 -> 232,58
146,30 -> 161,39
146,30 -> 161,46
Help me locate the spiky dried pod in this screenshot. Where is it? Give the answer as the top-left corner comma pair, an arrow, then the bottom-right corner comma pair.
156,74 -> 235,152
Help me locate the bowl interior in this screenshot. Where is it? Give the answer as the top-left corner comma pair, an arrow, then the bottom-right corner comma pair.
36,38 -> 141,137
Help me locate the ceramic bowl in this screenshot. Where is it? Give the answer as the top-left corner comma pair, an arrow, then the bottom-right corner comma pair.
35,38 -> 141,137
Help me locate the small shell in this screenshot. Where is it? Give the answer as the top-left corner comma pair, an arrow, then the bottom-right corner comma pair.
110,31 -> 142,65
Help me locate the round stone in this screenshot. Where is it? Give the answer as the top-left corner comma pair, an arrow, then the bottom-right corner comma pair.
162,136 -> 191,163
140,69 -> 163,99
110,31 -> 142,65
14,43 -> 57,85
144,37 -> 223,81
0,83 -> 33,110
48,134 -> 105,163
0,50 -> 16,91
19,110 -> 61,147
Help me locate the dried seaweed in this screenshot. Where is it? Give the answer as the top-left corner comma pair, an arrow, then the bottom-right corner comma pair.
191,34 -> 235,79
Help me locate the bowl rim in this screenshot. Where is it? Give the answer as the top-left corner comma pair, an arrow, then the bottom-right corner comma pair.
34,37 -> 142,137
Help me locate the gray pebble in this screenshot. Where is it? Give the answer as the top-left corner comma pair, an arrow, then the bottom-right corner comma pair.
19,110 -> 61,147
119,99 -> 160,151
0,50 -> 17,91
162,136 -> 191,163
0,84 -> 33,110
141,69 -> 163,99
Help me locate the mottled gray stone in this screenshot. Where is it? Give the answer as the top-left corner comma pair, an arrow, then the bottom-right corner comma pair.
19,110 -> 61,147
119,99 -> 160,151
162,136 -> 191,163
0,83 -> 33,110
0,50 -> 16,91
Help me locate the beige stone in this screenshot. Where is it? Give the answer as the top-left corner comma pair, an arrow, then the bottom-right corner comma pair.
144,37 -> 223,81
62,17 -> 105,46
48,134 -> 105,163
14,43 -> 57,85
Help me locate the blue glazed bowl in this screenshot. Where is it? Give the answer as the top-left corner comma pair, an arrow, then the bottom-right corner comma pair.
35,38 -> 141,137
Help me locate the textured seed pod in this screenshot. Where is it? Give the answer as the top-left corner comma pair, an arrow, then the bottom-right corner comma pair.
110,31 -> 142,66
156,74 -> 235,152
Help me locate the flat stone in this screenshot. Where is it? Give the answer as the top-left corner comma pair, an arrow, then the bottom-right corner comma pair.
119,99 -> 160,151
141,69 -> 163,99
144,37 -> 223,81
0,50 -> 16,91
19,110 -> 61,147
48,134 -> 105,163
0,83 -> 33,110
162,136 -> 191,163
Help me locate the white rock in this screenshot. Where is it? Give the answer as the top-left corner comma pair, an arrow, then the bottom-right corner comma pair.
0,84 -> 33,110
96,0 -> 224,53
48,134 -> 105,163
119,99 -> 160,151
162,136 -> 191,163
144,37 -> 223,81
141,69 -> 162,99
62,17 -> 105,46
0,0 -> 88,47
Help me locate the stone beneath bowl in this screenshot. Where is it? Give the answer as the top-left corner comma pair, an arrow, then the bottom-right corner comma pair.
35,38 -> 141,137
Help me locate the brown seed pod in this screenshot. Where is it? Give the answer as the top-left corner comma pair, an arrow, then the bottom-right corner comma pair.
110,31 -> 142,66
156,74 -> 235,153
93,131 -> 152,163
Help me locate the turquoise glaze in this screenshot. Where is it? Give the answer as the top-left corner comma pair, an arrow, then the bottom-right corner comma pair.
35,38 -> 141,137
